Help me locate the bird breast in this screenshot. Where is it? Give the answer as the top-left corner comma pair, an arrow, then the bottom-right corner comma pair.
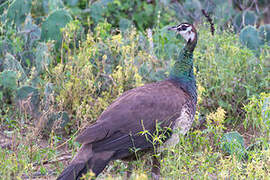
160,102 -> 195,149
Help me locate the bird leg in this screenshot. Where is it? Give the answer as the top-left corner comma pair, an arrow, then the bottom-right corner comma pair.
151,155 -> 160,180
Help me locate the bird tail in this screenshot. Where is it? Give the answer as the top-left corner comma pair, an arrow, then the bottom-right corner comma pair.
57,144 -> 114,180
57,163 -> 87,180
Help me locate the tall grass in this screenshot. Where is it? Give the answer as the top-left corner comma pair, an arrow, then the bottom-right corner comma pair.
0,21 -> 269,179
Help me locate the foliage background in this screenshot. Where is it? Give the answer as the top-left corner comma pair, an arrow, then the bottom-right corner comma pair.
0,0 -> 269,179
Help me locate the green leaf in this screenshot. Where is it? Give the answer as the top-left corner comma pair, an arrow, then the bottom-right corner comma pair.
16,86 -> 39,103
3,53 -> 27,82
22,15 -> 41,48
41,9 -> 72,49
48,0 -> 64,12
119,18 -> 132,32
35,43 -> 51,74
239,26 -> 261,51
0,70 -> 17,91
233,10 -> 257,32
63,0 -> 78,6
90,0 -> 114,24
259,24 -> 270,46
220,131 -> 246,160
6,0 -> 32,27
0,0 -> 9,15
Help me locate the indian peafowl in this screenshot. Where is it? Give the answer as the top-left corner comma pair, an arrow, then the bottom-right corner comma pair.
57,22 -> 198,180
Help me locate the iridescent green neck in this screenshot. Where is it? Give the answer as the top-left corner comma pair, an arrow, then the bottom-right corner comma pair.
169,40 -> 197,102
169,46 -> 194,79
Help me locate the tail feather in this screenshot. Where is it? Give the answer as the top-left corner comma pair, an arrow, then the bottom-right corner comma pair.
57,143 -> 115,180
57,163 -> 86,180
85,151 -> 114,176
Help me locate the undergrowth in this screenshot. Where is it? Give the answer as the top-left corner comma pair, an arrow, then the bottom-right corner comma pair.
0,20 -> 269,179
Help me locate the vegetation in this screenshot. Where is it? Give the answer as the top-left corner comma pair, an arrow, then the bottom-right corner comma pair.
0,0 -> 269,179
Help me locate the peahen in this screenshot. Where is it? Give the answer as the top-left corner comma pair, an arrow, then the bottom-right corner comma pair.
57,22 -> 198,180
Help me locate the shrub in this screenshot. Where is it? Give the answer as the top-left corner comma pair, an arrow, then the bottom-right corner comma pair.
244,93 -> 270,134
194,25 -> 270,124
46,21 -> 155,130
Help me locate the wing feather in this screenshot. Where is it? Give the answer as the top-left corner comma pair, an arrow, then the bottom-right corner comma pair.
76,80 -> 190,148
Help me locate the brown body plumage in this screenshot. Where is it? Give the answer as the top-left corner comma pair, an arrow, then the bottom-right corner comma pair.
57,23 -> 198,180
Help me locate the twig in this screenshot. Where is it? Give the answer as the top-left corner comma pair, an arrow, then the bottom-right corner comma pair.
55,130 -> 80,149
201,9 -> 215,36
21,169 -> 56,179
33,153 -> 72,166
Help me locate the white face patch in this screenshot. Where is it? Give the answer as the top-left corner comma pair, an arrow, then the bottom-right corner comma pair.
179,26 -> 195,42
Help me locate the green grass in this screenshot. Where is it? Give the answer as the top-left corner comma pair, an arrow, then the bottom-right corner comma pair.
0,21 -> 269,179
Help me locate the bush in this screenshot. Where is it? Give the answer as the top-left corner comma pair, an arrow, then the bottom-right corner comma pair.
0,1 -> 270,178
194,25 -> 270,124
244,93 -> 270,133
46,21 -> 153,130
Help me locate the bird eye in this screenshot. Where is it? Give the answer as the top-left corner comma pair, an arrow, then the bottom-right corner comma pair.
181,25 -> 187,31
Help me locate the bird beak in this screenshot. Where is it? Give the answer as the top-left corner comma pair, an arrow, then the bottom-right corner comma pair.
168,26 -> 178,31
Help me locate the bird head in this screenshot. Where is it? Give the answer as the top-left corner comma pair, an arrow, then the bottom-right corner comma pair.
168,23 -> 197,43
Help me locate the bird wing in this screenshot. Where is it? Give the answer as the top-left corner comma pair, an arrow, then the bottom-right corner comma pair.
76,80 -> 191,146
